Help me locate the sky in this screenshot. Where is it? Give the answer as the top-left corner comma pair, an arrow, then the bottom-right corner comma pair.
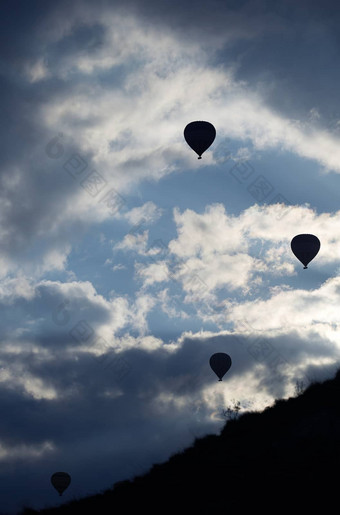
1,0 -> 340,512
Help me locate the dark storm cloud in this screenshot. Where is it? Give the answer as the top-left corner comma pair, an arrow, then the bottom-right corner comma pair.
0,326 -> 335,448
0,326 -> 334,488
0,1 -> 115,270
0,281 -> 115,351
0,308 -> 338,512
114,0 -> 340,125
3,0 -> 340,126
221,13 -> 340,123
133,0 -> 340,125
0,78 -> 90,268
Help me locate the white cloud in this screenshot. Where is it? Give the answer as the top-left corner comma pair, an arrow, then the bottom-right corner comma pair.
156,288 -> 190,319
166,203 -> 340,293
0,276 -> 36,303
25,58 -> 50,83
136,261 -> 169,287
0,441 -> 55,462
170,204 -> 247,258
226,276 -> 340,343
112,263 -> 126,271
123,201 -> 163,225
115,230 -> 149,253
130,294 -> 157,335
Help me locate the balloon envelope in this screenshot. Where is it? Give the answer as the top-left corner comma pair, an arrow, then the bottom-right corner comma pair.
209,353 -> 232,381
291,234 -> 320,269
184,121 -> 216,159
51,472 -> 71,496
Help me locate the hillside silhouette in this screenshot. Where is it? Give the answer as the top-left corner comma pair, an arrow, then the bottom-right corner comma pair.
21,370 -> 340,514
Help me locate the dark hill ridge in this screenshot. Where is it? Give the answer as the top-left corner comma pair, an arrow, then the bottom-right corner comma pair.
22,370 -> 340,514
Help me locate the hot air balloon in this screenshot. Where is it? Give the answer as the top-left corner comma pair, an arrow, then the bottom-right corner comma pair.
184,121 -> 216,159
291,234 -> 320,269
51,472 -> 71,496
209,353 -> 232,381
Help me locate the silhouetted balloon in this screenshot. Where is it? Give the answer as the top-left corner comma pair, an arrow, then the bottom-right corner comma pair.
51,472 -> 71,496
291,234 -> 320,269
184,121 -> 216,159
209,353 -> 232,381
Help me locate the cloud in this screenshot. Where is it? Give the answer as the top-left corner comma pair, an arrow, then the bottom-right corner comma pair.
25,58 -> 50,83
131,204 -> 340,303
135,261 -> 169,287
123,201 -> 163,225
0,440 -> 55,462
226,275 -> 340,343
115,230 -> 149,253
112,263 -> 126,271
0,278 -> 155,360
